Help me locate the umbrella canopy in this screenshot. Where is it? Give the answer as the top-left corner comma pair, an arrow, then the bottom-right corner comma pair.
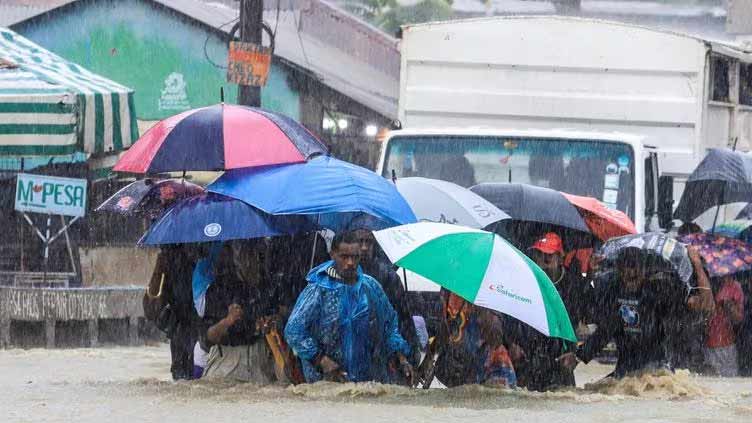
471,183 -> 590,232
0,27 -> 138,155
373,222 -> 576,342
736,204 -> 752,220
678,233 -> 752,277
96,178 -> 204,217
139,192 -> 316,245
562,193 -> 637,240
208,155 -> 417,231
598,233 -> 693,285
674,148 -> 752,222
471,183 -> 592,249
113,104 -> 328,173
395,177 -> 509,229
715,219 -> 752,243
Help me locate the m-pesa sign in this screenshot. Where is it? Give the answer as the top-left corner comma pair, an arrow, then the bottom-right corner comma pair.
15,173 -> 87,217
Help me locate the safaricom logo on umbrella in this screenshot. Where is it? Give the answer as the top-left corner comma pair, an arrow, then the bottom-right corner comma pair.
488,283 -> 532,304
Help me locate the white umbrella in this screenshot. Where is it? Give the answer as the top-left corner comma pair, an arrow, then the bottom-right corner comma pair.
395,177 -> 509,229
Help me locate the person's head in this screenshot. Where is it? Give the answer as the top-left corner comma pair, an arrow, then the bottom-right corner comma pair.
330,232 -> 361,283
616,248 -> 648,292
230,239 -> 267,284
528,232 -> 564,280
352,229 -> 375,262
439,155 -> 476,188
677,222 -> 702,237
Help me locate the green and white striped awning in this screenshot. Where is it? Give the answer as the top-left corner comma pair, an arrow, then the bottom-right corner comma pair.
0,27 -> 138,156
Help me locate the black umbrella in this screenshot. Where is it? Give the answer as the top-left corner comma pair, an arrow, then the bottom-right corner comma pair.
470,182 -> 592,249
597,232 -> 693,287
674,148 -> 752,225
736,204 -> 752,220
96,178 -> 204,219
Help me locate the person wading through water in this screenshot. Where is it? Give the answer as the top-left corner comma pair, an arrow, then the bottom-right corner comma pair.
507,233 -> 582,391
352,228 -> 422,373
418,289 -> 518,389
143,244 -> 198,380
285,232 -> 414,384
201,240 -> 278,383
576,246 -> 714,378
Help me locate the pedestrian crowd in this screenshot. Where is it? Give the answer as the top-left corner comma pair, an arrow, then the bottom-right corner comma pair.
143,223 -> 750,389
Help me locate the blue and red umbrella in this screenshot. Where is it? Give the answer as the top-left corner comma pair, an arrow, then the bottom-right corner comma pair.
113,104 -> 328,173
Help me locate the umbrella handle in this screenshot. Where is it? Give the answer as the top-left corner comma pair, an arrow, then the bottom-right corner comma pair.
309,232 -> 319,270
402,267 -> 408,291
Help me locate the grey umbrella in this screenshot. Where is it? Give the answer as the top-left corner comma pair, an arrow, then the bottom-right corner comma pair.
674,148 -> 752,225
470,182 -> 593,249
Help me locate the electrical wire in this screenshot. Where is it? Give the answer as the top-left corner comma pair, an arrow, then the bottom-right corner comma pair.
203,16 -> 239,70
273,0 -> 281,39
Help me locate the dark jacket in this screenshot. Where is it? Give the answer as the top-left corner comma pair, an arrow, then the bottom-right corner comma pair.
505,267 -> 585,391
577,272 -> 687,377
360,255 -> 421,363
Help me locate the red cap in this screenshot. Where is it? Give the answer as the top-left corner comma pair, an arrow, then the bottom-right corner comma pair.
530,232 -> 564,255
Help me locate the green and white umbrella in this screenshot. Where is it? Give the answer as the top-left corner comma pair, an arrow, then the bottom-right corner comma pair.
373,222 -> 576,342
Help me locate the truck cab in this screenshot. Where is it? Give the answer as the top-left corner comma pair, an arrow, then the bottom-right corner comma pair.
378,128 -> 669,232
377,128 -> 672,293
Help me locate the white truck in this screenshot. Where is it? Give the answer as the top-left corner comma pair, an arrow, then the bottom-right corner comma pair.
377,16 -> 752,234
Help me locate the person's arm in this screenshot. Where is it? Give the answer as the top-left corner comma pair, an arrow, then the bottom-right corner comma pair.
143,252 -> 169,322
687,247 -> 715,314
724,299 -> 744,324
373,282 -> 413,383
284,284 -> 347,381
283,284 -> 324,362
576,281 -> 618,364
206,303 -> 243,345
386,269 -> 422,361
724,281 -> 745,324
577,322 -> 614,364
377,286 -> 411,358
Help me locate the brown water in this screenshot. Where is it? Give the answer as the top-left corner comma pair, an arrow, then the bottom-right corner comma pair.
2,346 -> 751,422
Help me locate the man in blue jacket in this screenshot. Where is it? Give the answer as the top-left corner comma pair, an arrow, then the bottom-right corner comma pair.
285,231 -> 414,384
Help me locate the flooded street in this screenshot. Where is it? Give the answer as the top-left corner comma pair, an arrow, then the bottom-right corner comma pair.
2,346 -> 751,423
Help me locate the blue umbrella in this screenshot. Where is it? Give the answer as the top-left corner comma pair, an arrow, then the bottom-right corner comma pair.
139,192 -> 316,245
208,156 -> 417,231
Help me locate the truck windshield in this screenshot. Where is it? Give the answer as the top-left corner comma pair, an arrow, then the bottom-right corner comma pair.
382,135 -> 635,219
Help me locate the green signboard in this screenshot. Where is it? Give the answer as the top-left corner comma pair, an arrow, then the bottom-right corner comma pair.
16,0 -> 300,121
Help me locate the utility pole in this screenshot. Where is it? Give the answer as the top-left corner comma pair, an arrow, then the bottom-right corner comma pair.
237,0 -> 264,107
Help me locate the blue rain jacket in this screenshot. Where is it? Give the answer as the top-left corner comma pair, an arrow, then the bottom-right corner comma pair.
284,261 -> 411,383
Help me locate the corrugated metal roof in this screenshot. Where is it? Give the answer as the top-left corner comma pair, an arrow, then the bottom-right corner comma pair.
0,0 -> 75,27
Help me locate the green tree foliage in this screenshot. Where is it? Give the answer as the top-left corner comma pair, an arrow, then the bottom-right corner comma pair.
339,0 -> 454,35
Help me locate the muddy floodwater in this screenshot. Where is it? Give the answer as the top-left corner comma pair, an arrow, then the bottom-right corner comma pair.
2,346 -> 751,422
